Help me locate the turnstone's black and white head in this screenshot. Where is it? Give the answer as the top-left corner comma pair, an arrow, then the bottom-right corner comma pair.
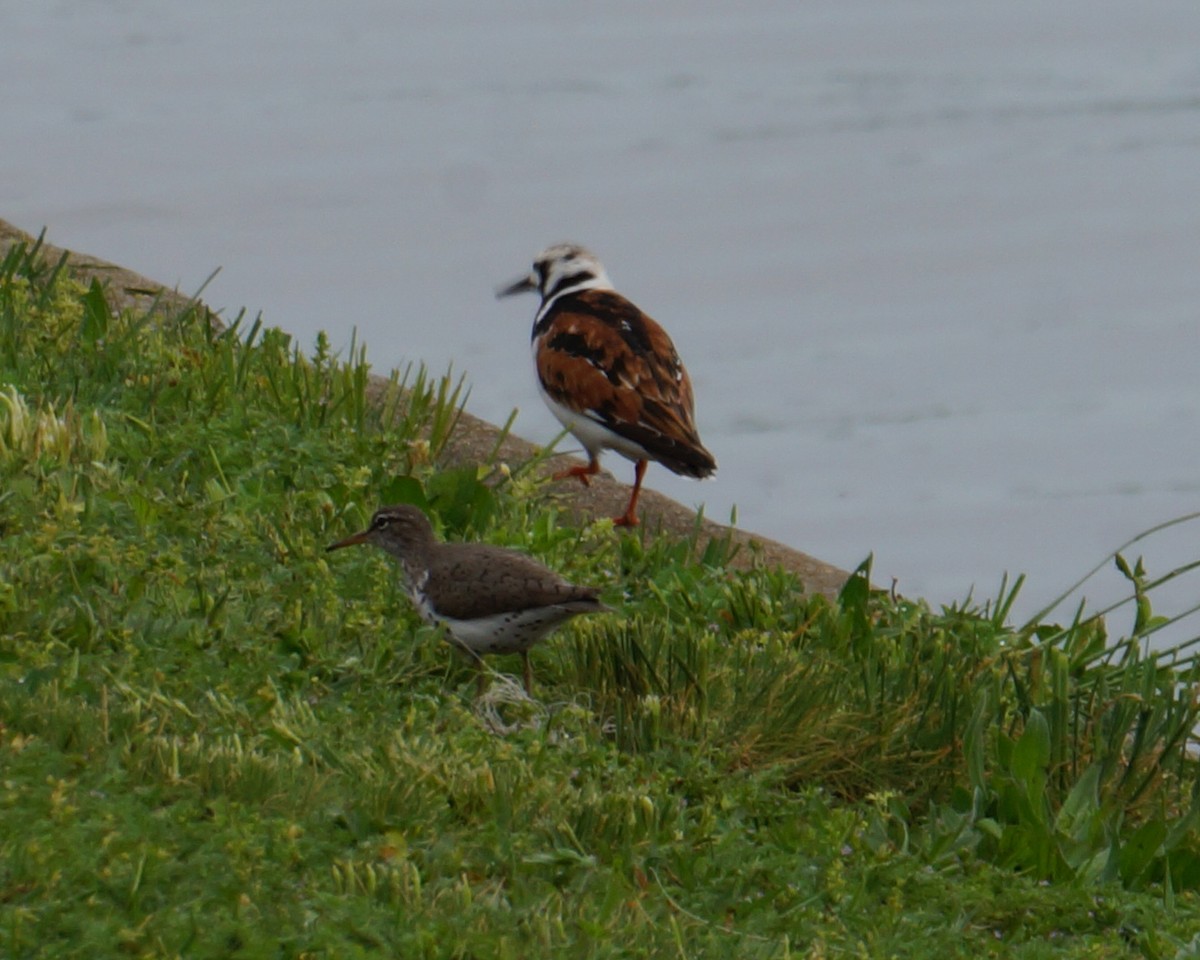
498,243 -> 716,528
497,243 -> 614,314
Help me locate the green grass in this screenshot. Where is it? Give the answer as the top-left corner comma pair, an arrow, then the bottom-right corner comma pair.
3,234 -> 1200,958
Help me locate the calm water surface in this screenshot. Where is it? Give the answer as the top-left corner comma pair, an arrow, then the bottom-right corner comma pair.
4,1 -> 1200,631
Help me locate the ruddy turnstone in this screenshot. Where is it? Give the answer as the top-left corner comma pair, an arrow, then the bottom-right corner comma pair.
326,504 -> 607,694
497,243 -> 716,527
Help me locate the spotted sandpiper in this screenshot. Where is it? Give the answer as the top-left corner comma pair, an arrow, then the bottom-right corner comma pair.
326,504 -> 607,695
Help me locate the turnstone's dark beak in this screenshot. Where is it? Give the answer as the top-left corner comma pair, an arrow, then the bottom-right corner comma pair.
325,529 -> 370,552
496,272 -> 536,299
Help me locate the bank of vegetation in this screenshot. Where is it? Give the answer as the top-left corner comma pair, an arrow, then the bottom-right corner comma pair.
3,236 -> 1200,958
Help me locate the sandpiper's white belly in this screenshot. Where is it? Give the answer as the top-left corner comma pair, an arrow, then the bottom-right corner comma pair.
410,580 -> 579,655
441,608 -> 577,655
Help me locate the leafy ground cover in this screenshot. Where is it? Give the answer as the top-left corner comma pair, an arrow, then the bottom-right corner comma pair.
3,236 -> 1200,958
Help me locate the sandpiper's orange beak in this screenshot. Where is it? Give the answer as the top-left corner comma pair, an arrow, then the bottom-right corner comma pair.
496,272 -> 536,298
325,529 -> 370,552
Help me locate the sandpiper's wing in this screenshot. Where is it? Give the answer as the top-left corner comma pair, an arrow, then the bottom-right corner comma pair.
425,544 -> 604,622
534,289 -> 716,478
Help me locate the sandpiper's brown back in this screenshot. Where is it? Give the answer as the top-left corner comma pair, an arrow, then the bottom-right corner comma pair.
426,542 -> 604,622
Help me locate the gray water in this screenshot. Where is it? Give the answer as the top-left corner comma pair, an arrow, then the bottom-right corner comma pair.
5,1 -> 1200,631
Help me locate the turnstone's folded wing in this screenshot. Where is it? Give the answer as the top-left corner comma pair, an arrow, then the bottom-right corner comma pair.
535,289 -> 716,479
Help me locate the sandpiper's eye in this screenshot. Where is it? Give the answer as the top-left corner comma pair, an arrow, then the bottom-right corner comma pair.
374,516 -> 391,529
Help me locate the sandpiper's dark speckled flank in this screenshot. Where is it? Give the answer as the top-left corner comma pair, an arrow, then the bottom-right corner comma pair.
327,504 -> 606,694
498,243 -> 716,527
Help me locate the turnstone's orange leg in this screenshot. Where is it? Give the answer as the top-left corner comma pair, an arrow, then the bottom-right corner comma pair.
553,457 -> 601,487
613,459 -> 648,528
